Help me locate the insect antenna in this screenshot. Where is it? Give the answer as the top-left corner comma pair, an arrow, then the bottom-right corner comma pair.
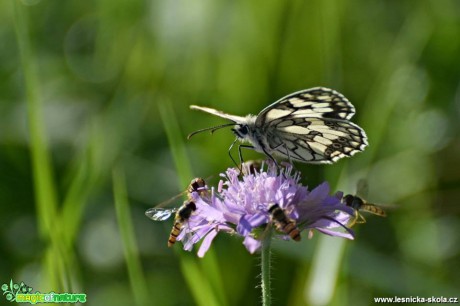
187,123 -> 236,139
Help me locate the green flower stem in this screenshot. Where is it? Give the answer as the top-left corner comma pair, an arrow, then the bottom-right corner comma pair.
261,230 -> 272,306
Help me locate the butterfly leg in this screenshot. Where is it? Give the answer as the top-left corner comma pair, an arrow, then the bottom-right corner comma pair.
228,138 -> 241,169
272,143 -> 293,165
271,143 -> 295,173
238,144 -> 256,165
228,139 -> 255,173
285,146 -> 293,165
260,146 -> 279,168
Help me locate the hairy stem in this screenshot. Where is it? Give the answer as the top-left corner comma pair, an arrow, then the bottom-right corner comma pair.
261,231 -> 272,306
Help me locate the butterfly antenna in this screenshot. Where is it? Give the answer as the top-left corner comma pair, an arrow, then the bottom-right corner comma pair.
187,123 -> 236,139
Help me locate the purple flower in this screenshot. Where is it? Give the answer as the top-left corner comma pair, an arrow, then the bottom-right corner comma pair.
177,162 -> 355,257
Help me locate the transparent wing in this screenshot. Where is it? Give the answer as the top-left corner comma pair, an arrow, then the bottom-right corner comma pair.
190,105 -> 247,123
356,179 -> 369,198
353,179 -> 388,217
256,87 -> 356,127
154,192 -> 187,209
145,208 -> 177,221
266,118 -> 368,164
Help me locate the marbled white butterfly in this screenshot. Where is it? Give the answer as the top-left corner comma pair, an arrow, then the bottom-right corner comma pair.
188,87 -> 368,165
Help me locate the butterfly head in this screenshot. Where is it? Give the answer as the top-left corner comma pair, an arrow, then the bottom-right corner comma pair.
231,124 -> 250,139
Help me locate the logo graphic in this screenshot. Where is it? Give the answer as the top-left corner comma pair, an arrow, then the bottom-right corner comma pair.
2,280 -> 33,302
2,280 -> 86,304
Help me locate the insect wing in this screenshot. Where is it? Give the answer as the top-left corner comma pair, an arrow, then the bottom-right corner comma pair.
153,192 -> 187,209
356,178 -> 369,198
263,118 -> 367,163
353,179 -> 387,217
254,88 -> 368,164
255,87 -> 356,126
145,208 -> 177,221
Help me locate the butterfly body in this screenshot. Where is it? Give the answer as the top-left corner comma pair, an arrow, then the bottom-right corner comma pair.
189,87 -> 368,164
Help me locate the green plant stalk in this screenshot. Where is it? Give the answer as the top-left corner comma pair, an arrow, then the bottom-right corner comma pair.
158,102 -> 224,306
12,0 -> 58,241
304,5 -> 433,306
113,166 -> 149,306
12,0 -> 68,291
261,230 -> 272,306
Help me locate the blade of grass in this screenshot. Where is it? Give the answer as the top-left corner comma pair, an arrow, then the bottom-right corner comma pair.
158,102 -> 193,186
12,0 -> 69,291
12,0 -> 57,243
113,165 -> 150,306
158,101 -> 226,306
304,4 -> 433,306
61,120 -> 105,247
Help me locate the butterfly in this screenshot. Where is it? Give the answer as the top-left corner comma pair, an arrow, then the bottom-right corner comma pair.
188,87 -> 368,165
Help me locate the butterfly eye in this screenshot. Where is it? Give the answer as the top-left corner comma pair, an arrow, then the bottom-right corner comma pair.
232,125 -> 249,138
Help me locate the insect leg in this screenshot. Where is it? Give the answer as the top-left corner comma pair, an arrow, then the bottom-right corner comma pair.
271,143 -> 295,174
273,142 -> 292,165
238,144 -> 256,168
284,144 -> 294,166
260,146 -> 279,168
228,138 -> 241,169
347,210 -> 359,227
356,212 -> 366,224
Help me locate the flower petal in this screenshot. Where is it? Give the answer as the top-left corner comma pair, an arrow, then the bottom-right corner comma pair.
316,227 -> 354,240
197,229 -> 219,258
243,236 -> 262,254
237,215 -> 253,236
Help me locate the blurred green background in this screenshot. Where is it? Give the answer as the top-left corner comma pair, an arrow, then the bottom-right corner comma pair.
1,0 -> 459,305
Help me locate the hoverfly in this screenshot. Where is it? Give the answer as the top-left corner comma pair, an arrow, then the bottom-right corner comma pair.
145,178 -> 208,247
268,203 -> 301,241
343,179 -> 386,227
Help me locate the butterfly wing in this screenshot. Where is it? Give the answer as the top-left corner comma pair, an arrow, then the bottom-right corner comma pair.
255,87 -> 368,164
263,118 -> 367,163
190,105 -> 247,123
256,87 -> 356,126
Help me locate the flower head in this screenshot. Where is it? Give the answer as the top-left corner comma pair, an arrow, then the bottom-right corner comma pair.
177,161 -> 355,257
